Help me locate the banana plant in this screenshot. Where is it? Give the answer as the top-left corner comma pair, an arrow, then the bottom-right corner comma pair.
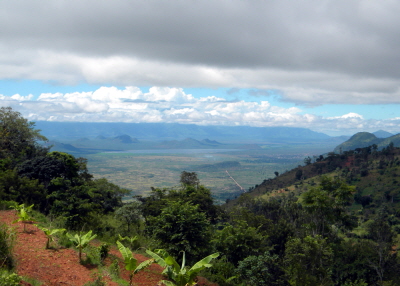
10,203 -> 35,232
116,241 -> 154,286
37,226 -> 66,249
66,230 -> 97,262
117,234 -> 139,250
146,249 -> 219,286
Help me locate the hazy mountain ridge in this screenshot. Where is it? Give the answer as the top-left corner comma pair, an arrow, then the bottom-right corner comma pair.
35,121 -> 330,143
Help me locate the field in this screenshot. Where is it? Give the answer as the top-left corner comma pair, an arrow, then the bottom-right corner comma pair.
85,143 -> 336,204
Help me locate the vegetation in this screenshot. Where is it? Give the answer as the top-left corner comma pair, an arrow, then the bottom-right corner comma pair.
3,106 -> 400,285
116,241 -> 154,286
146,249 -> 219,286
66,230 -> 97,262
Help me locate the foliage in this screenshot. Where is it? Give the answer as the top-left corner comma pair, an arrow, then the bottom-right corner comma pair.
0,223 -> 15,270
117,234 -> 139,251
284,235 -> 333,286
11,203 -> 35,232
300,176 -> 355,237
212,220 -> 266,266
146,249 -> 219,286
147,200 -> 211,264
66,230 -> 97,262
180,171 -> 199,187
236,252 -> 286,286
115,202 -> 142,234
0,106 -> 47,166
0,269 -> 21,286
199,255 -> 237,286
116,240 -> 154,286
37,226 -> 66,249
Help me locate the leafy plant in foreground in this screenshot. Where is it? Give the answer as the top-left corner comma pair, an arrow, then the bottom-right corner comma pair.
116,241 -> 154,286
10,203 -> 35,232
37,226 -> 66,249
146,249 -> 219,286
66,230 -> 97,262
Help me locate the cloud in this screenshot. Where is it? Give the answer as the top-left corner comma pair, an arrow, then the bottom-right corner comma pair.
1,86 -> 400,136
1,1 -> 400,105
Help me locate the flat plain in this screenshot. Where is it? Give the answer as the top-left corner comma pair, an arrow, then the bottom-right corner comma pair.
86,143 -> 336,203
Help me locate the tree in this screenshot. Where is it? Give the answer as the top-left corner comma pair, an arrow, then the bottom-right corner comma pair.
147,200 -> 211,264
212,220 -> 266,266
295,169 -> 303,180
87,178 -> 128,214
236,252 -> 286,286
115,201 -> 143,234
180,171 -> 199,187
304,156 -> 312,166
0,107 -> 47,165
284,235 -> 333,286
300,176 -> 355,236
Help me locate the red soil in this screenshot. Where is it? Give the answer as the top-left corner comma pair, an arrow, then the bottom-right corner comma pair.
0,210 -> 171,285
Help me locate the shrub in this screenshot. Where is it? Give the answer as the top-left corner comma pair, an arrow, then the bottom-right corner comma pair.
0,269 -> 20,286
0,223 -> 15,270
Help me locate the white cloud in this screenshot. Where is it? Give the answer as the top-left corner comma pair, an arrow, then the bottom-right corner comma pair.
2,86 -> 399,136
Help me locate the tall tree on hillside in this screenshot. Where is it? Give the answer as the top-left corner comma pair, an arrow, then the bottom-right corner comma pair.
0,107 -> 47,166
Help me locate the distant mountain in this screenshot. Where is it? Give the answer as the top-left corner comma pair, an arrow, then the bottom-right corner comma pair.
157,138 -> 218,149
373,130 -> 393,138
201,139 -> 222,145
35,121 -> 330,144
334,131 -> 400,152
112,134 -> 139,144
44,141 -> 84,154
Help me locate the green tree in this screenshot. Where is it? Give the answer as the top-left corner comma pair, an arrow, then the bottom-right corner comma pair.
87,178 -> 128,214
212,220 -> 266,266
180,171 -> 199,187
236,252 -> 286,286
147,200 -> 211,264
300,176 -> 355,237
0,107 -> 47,166
284,235 -> 333,286
115,201 -> 143,234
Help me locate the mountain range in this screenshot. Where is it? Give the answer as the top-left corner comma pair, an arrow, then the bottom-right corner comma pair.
35,121 -> 331,144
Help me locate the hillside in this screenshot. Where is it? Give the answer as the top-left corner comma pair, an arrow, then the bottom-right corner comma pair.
334,131 -> 400,152
231,144 -> 400,218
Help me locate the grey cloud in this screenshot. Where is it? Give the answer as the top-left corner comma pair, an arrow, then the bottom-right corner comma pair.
2,1 -> 400,105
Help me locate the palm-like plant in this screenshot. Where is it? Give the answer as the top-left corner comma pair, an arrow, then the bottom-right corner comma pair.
117,234 -> 139,250
116,241 -> 154,286
37,226 -> 66,249
10,203 -> 35,232
66,230 -> 97,262
146,249 -> 219,286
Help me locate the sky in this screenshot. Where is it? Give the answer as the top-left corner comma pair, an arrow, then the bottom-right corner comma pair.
1,1 -> 400,136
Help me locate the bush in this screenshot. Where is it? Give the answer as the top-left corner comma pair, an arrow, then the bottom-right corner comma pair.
0,269 -> 20,286
0,223 -> 15,270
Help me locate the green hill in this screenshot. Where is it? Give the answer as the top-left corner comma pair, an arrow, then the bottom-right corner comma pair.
334,131 -> 400,153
